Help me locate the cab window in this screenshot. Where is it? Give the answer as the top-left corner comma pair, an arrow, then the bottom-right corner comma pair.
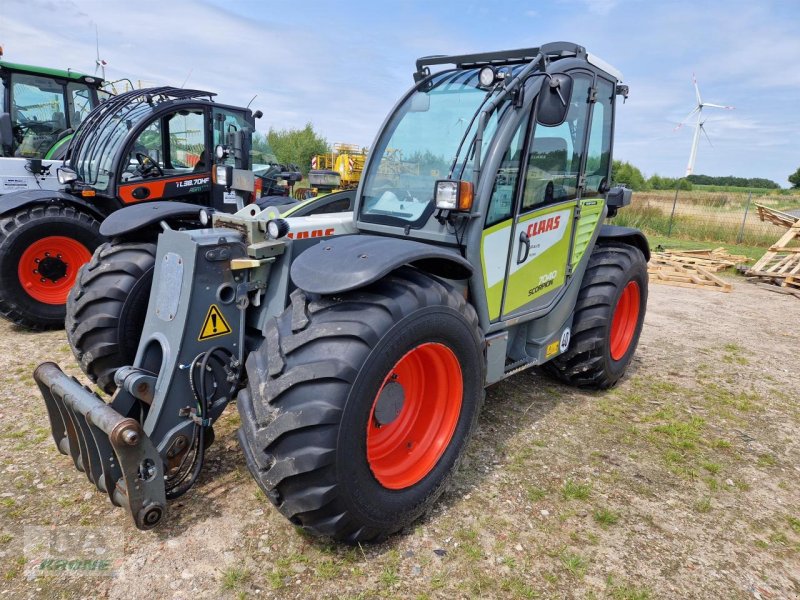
486,111 -> 530,227
213,108 -> 248,166
67,82 -> 93,129
168,110 -> 205,170
584,78 -> 614,195
122,109 -> 206,180
521,73 -> 592,210
10,72 -> 67,157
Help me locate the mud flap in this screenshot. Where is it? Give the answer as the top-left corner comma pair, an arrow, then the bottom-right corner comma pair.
34,362 -> 166,530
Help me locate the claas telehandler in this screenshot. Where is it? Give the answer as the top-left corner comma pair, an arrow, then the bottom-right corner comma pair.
34,42 -> 648,542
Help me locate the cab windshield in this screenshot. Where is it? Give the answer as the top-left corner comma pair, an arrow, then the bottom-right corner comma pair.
360,68 -> 509,228
71,102 -> 155,191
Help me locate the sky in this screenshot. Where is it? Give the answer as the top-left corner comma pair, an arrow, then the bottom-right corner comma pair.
1,0 -> 798,186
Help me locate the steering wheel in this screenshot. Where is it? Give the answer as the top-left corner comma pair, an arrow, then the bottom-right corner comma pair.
135,152 -> 164,178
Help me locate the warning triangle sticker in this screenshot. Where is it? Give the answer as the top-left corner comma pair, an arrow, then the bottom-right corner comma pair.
198,305 -> 232,341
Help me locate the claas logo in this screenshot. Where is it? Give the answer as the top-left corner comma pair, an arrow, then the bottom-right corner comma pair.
286,228 -> 335,240
526,215 -> 561,238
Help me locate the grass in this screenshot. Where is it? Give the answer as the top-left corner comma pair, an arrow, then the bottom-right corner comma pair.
593,507 -> 620,527
612,189 -> 797,249
561,480 -> 592,501
220,567 -> 251,591
559,551 -> 589,578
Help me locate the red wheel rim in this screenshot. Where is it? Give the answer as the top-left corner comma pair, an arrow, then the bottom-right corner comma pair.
366,342 -> 463,490
609,281 -> 641,361
17,236 -> 92,305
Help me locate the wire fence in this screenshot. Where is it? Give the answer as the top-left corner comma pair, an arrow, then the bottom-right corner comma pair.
612,189 -> 800,247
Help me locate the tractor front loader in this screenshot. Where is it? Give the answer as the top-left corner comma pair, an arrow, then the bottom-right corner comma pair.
34,42 -> 650,542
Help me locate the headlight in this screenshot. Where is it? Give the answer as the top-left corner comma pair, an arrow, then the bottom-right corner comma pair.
215,144 -> 228,160
435,180 -> 459,210
199,209 -> 210,226
267,219 -> 290,239
435,180 -> 474,212
214,164 -> 231,187
57,167 -> 78,185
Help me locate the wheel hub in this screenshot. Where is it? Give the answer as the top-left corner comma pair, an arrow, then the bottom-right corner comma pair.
36,255 -> 68,283
373,380 -> 405,427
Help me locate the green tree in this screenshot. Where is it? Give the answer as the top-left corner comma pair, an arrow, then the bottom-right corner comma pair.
266,123 -> 329,175
789,167 -> 800,189
611,160 -> 648,191
251,132 -> 276,164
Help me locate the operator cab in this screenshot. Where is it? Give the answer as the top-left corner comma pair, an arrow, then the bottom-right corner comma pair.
354,42 -> 628,323
0,58 -> 106,160
61,87 -> 257,213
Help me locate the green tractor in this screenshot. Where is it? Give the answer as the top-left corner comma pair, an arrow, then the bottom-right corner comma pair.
0,86 -> 262,330
34,42 -> 648,542
0,55 -> 108,190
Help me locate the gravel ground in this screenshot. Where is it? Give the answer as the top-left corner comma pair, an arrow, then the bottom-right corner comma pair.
1,276 -> 798,599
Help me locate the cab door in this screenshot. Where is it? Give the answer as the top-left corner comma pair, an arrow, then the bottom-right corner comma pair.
481,71 -> 595,321
116,108 -> 211,204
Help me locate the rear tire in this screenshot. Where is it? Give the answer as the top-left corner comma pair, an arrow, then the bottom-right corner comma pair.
0,204 -> 102,330
66,241 -> 156,393
237,267 -> 484,542
541,242 -> 647,389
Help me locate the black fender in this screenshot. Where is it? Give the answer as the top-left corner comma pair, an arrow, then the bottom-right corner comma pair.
99,201 -> 208,237
290,234 -> 473,295
0,189 -> 107,221
597,224 -> 650,261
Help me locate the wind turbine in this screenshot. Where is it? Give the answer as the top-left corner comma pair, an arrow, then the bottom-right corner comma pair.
675,74 -> 733,176
94,25 -> 107,81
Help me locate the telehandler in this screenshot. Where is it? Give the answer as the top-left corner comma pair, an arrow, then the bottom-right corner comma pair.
0,86 -> 259,329
35,42 -> 648,543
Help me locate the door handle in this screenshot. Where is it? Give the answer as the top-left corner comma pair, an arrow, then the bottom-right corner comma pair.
517,231 -> 530,264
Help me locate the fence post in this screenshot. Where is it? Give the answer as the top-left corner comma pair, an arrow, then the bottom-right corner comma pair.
736,191 -> 752,244
667,186 -> 680,237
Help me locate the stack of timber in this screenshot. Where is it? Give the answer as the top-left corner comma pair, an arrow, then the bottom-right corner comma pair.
648,248 -> 743,292
743,219 -> 800,299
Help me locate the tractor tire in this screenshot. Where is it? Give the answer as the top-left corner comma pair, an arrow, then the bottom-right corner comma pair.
237,267 -> 484,543
66,241 -> 157,394
541,242 -> 647,389
0,204 -> 103,330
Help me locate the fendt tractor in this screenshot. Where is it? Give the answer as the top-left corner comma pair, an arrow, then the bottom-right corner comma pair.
0,51 -> 108,192
0,86 -> 262,329
34,42 -> 649,543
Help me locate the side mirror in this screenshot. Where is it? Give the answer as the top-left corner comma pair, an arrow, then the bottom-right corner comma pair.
605,186 -> 632,208
0,112 -> 12,156
536,73 -> 574,127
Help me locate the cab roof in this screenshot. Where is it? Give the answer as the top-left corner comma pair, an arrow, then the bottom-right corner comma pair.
0,59 -> 103,86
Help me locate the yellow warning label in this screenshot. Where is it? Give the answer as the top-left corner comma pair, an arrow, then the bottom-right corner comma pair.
545,340 -> 559,358
198,305 -> 232,341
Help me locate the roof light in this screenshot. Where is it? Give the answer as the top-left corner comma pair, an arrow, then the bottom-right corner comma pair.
479,66 -> 497,88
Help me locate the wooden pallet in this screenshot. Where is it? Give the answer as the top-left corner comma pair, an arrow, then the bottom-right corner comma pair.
648,257 -> 732,292
743,221 -> 800,298
755,204 -> 799,229
657,247 -> 749,272
746,221 -> 800,281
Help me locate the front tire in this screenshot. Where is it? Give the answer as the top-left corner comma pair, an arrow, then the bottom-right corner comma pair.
237,268 -> 484,542
541,242 -> 648,389
0,205 -> 102,330
66,241 -> 156,394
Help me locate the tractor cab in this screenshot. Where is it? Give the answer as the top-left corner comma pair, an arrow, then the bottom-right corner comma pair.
59,87 -> 258,214
0,58 -> 106,161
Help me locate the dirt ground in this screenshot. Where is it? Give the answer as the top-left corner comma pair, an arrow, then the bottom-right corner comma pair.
1,277 -> 798,599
